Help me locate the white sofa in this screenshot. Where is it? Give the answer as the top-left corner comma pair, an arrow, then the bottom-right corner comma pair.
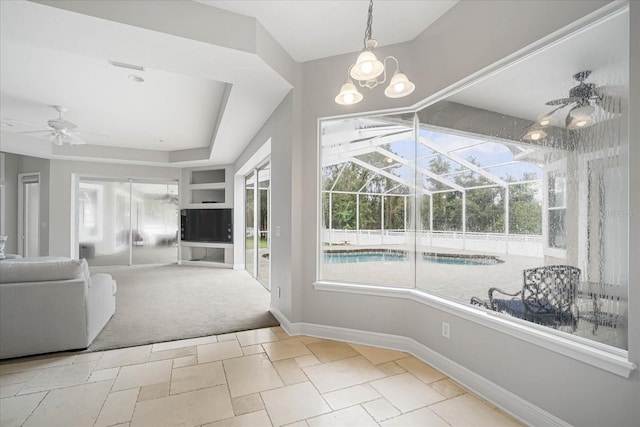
0,257 -> 116,359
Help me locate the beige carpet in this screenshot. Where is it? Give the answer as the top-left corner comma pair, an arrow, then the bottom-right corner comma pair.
88,264 -> 278,351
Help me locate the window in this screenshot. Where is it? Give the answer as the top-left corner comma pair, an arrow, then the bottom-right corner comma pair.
318,8 -> 629,352
548,172 -> 566,249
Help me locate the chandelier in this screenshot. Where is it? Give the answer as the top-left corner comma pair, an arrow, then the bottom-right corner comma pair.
335,0 -> 415,105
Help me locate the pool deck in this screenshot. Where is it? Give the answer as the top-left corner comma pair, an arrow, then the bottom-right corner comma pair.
321,244 -> 627,349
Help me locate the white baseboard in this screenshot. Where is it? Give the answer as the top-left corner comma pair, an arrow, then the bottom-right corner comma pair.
269,306 -> 569,427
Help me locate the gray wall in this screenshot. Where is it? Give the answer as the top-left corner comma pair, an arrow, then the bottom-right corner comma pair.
48,159 -> 180,257
1,152 -> 19,254
286,1 -> 639,426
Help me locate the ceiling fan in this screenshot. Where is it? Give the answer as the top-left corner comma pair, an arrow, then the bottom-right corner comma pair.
524,70 -> 620,141
17,105 -> 89,145
543,70 -> 619,129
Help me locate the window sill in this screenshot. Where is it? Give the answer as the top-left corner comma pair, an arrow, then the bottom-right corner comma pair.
313,280 -> 636,378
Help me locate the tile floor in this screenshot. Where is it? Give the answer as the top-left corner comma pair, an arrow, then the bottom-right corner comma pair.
0,327 -> 523,427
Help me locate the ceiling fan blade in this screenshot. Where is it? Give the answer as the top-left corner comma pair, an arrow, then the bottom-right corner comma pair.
0,117 -> 45,128
545,97 -> 580,106
18,129 -> 53,134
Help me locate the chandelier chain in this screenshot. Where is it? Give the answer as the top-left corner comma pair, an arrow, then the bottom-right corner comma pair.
363,0 -> 374,47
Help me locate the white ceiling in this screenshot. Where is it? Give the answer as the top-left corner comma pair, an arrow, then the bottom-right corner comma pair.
448,9 -> 628,127
0,0 -> 456,166
198,1 -> 458,62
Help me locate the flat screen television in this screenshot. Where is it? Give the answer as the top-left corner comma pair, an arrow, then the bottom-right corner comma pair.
180,209 -> 232,243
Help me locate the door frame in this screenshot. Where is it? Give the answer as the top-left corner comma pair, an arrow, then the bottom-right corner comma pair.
17,172 -> 40,257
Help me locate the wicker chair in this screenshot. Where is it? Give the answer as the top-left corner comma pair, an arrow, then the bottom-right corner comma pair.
471,265 -> 580,331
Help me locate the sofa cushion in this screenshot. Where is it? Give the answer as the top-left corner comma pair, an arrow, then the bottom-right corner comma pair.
0,257 -> 87,284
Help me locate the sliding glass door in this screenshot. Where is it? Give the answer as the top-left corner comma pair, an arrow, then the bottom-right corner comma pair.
244,161 -> 270,289
131,182 -> 179,265
77,177 -> 178,266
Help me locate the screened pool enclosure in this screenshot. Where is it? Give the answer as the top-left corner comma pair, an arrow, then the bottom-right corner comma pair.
319,9 -> 629,351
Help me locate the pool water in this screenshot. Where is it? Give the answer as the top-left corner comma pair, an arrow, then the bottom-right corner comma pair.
323,251 -> 501,266
324,252 -> 407,264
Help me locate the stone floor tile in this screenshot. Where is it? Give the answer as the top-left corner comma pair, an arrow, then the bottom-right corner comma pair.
283,421 -> 308,427
430,378 -> 467,398
307,405 -> 378,427
23,380 -> 112,427
138,382 -> 170,402
95,388 -> 139,427
271,326 -> 285,334
19,361 -> 97,394
170,361 -> 226,395
202,409 -> 273,427
274,340 -> 312,362
95,345 -> 152,370
151,335 -> 217,353
273,359 -> 308,385
88,367 -> 120,383
362,397 -> 401,422
306,340 -> 359,363
112,359 -> 172,391
294,355 -> 321,368
0,392 -> 46,427
298,336 -> 325,345
148,346 -> 196,362
198,340 -> 243,363
380,407 -> 450,427
236,328 -> 279,347
73,352 -> 104,364
0,382 -> 26,398
173,355 -> 198,368
130,385 -> 233,427
242,344 -> 265,356
321,383 -> 381,411
375,361 -> 406,377
232,393 -> 265,416
0,355 -> 77,375
275,332 -> 297,341
303,356 -> 385,394
217,333 -> 238,342
370,372 -> 447,413
395,357 -> 446,385
0,370 -> 38,387
261,382 -> 331,426
428,393 -> 523,427
224,353 -> 283,397
349,344 -> 407,365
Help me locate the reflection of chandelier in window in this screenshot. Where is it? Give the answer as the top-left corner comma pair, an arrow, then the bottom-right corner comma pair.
334,0 -> 415,105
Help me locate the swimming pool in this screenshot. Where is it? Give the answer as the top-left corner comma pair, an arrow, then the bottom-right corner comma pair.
323,250 -> 502,266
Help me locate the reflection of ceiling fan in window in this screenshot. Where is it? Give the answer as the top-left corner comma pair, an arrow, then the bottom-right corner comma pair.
543,70 -> 621,129
16,105 -> 106,145
524,70 -> 622,141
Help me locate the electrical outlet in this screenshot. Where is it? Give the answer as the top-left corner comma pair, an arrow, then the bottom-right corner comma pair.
441,322 -> 450,339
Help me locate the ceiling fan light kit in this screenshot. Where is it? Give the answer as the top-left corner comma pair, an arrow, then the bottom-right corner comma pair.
335,0 -> 415,105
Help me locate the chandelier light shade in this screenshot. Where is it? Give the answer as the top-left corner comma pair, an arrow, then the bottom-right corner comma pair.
335,78 -> 364,105
335,0 -> 415,105
384,71 -> 416,98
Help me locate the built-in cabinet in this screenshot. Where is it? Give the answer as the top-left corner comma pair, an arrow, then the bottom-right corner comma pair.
180,165 -> 233,267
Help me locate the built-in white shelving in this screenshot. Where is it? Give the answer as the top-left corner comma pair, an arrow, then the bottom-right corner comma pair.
179,165 -> 234,267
